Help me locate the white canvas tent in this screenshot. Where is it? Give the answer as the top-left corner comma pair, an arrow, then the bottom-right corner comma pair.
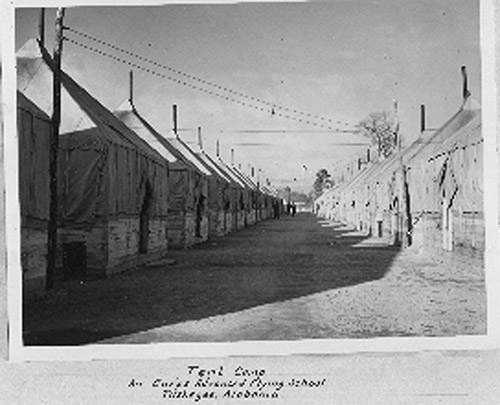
17,39 -> 170,292
114,99 -> 209,248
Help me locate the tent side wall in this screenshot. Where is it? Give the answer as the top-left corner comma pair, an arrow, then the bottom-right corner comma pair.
222,185 -> 236,232
247,190 -> 257,225
105,144 -> 170,274
167,168 -> 194,248
167,168 -> 208,250
193,172 -> 209,243
448,135 -> 484,253
113,104 -> 199,250
18,97 -> 51,300
216,184 -> 228,236
162,137 -> 210,245
220,182 -> 232,235
18,38 -> 171,286
326,110 -> 483,256
57,133 -> 109,278
57,130 -> 170,278
263,194 -> 273,220
231,187 -> 239,231
58,63 -> 171,275
195,153 -> 230,237
414,126 -> 484,255
198,153 -> 234,236
235,188 -> 246,230
205,175 -> 224,237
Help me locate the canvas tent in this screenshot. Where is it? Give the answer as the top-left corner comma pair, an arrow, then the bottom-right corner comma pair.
317,98 -> 483,255
216,159 -> 248,231
236,169 -> 261,225
165,135 -> 211,244
258,183 -> 278,220
17,91 -> 52,298
195,147 -> 234,236
114,99 -> 209,248
405,102 -> 482,252
225,164 -> 259,227
17,39 -> 170,291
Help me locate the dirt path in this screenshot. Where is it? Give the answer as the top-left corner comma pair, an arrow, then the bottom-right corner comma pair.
23,213 -> 486,345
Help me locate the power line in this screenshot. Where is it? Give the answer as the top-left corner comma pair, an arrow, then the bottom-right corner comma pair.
65,26 -> 357,129
66,37 -> 356,131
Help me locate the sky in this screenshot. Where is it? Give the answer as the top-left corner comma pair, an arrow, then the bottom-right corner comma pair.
14,1 -> 481,193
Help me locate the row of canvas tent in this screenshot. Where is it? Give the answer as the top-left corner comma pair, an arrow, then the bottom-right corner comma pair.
17,38 -> 280,301
315,95 -> 484,256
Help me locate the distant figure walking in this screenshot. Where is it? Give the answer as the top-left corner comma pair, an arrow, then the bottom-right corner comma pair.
292,203 -> 297,217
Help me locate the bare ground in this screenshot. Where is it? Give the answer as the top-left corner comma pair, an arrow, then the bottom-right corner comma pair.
22,213 -> 486,345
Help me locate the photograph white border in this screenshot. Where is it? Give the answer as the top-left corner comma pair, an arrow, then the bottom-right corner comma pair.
3,0 -> 499,363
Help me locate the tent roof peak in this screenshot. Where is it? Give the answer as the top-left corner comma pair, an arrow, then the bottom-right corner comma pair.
114,98 -> 135,114
16,38 -> 43,59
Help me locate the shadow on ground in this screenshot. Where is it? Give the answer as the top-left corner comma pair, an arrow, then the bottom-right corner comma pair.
23,213 -> 401,345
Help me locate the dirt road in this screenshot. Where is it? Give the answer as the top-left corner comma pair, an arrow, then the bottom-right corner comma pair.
23,213 -> 486,345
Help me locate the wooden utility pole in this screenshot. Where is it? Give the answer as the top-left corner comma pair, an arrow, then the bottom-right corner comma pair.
46,8 -> 65,292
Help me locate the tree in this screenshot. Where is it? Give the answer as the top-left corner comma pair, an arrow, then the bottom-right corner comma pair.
358,111 -> 397,159
313,168 -> 332,197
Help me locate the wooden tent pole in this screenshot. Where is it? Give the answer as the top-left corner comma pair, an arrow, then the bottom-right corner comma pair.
420,104 -> 426,134
38,8 -> 45,47
46,8 -> 65,292
129,70 -> 134,106
197,126 -> 203,151
173,104 -> 178,137
461,65 -> 470,102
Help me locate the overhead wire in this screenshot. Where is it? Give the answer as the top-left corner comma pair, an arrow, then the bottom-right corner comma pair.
66,36 -> 355,131
65,26 -> 358,130
65,30 -> 369,186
